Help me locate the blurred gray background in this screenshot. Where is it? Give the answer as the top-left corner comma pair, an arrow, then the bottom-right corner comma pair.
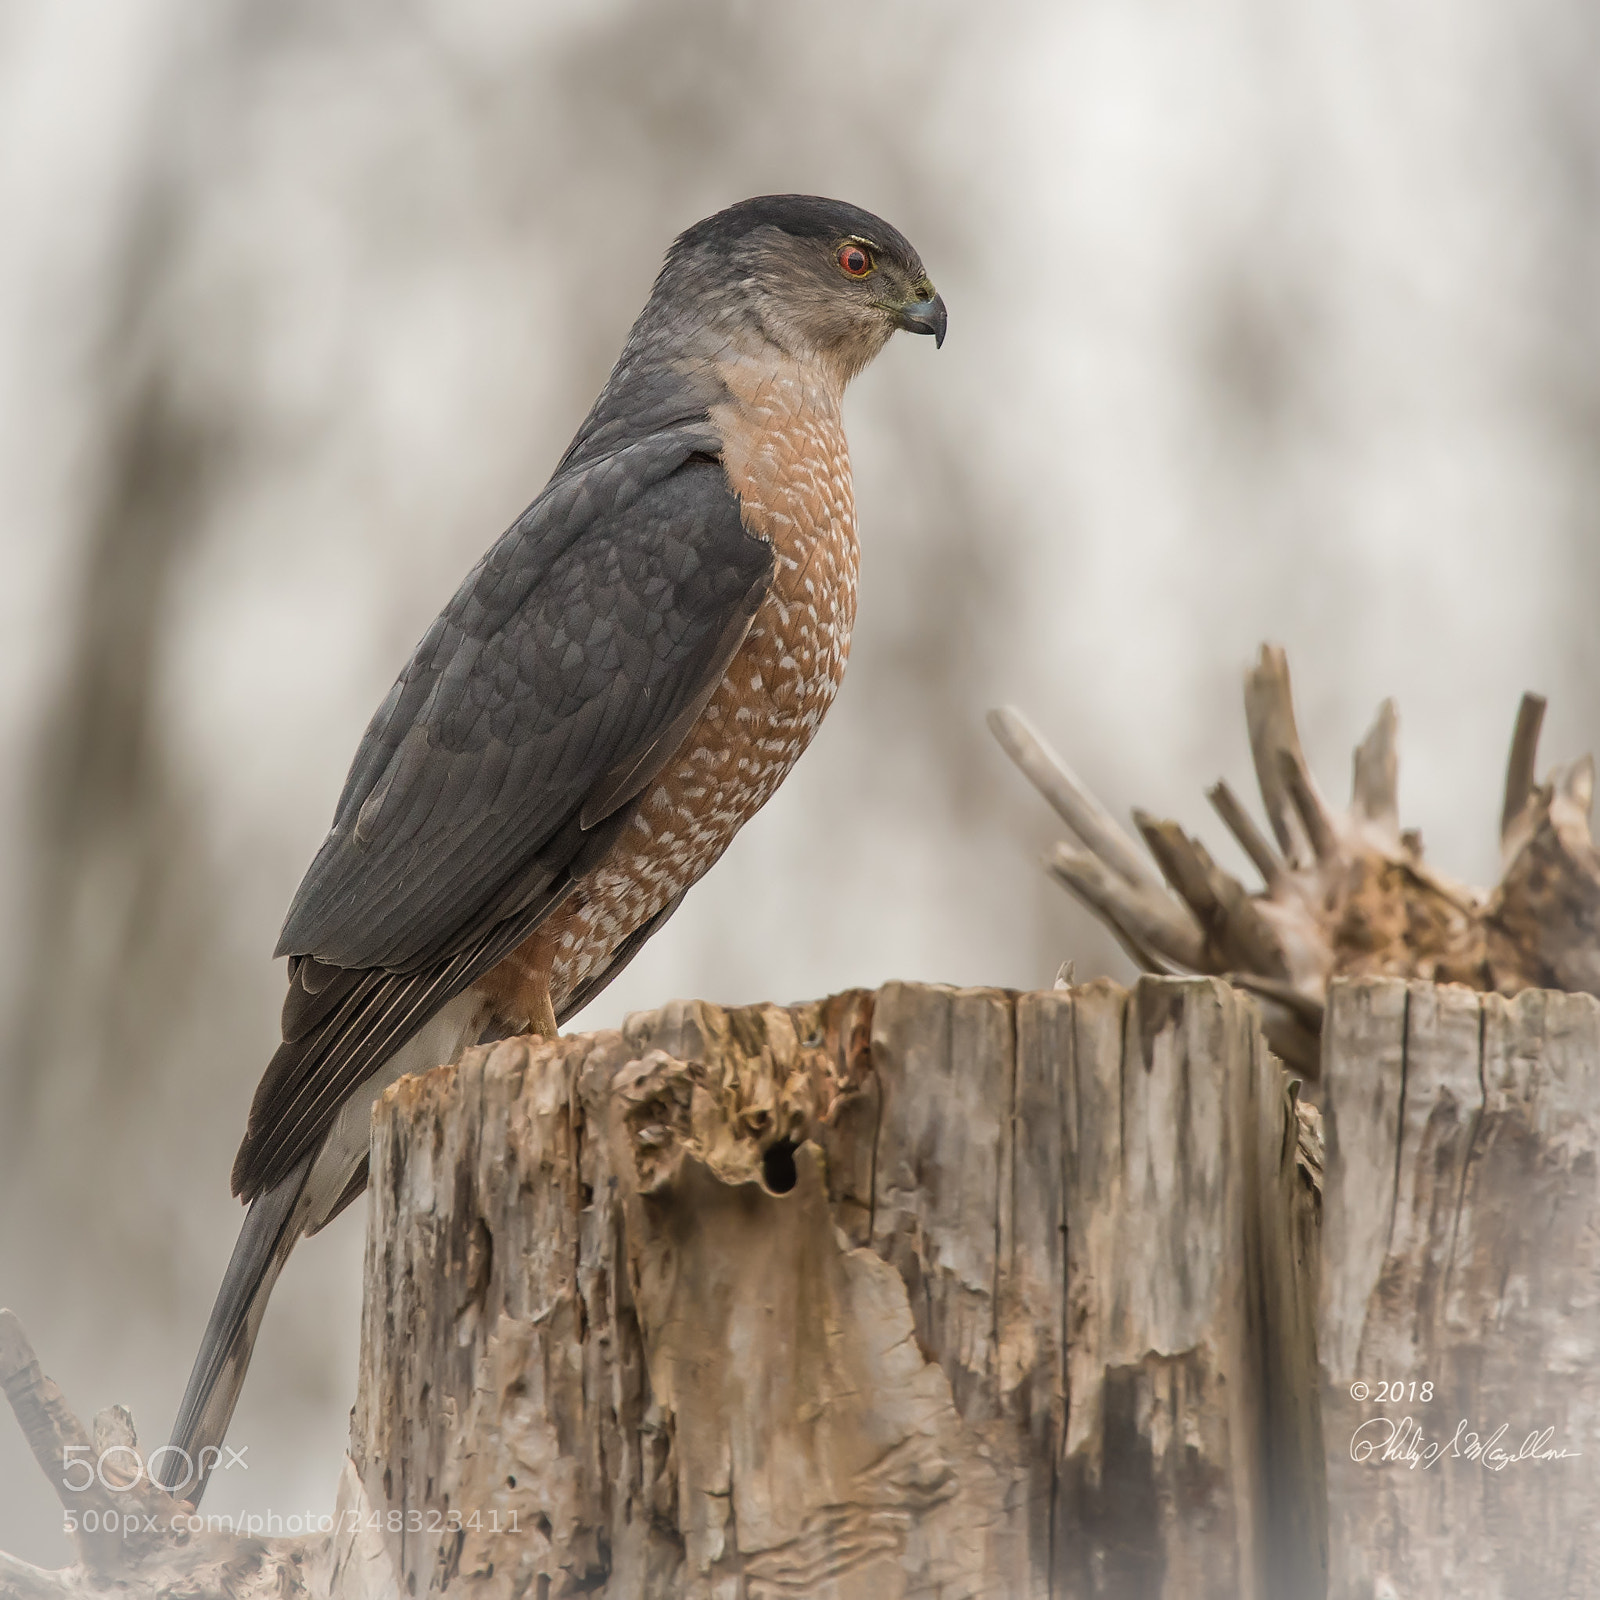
2,0 -> 1597,1566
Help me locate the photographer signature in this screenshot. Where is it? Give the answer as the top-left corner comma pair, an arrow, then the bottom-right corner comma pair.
1350,1416 -> 1580,1471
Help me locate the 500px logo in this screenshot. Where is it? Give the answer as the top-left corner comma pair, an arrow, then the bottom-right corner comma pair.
60,1443 -> 248,1495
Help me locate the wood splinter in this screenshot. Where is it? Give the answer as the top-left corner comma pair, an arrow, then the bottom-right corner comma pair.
991,644 -> 1600,1072
0,1309 -> 393,1600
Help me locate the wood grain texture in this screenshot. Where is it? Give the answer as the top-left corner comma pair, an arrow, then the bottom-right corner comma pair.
352,976 -> 1325,1598
1050,979 -> 1325,1600
1319,978 -> 1600,1598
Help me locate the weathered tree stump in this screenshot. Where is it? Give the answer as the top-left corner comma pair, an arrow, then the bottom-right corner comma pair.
1318,978 -> 1600,1599
16,970 -> 1597,1595
353,976 -> 1325,1599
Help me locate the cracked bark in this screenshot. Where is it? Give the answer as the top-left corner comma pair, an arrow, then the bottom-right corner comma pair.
352,977 -> 1325,1599
1319,978 -> 1600,1599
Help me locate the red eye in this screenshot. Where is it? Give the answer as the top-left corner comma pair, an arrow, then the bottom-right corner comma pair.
837,242 -> 875,278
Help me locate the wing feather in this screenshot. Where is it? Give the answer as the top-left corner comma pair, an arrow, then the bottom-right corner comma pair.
231,436 -> 772,1200
277,434 -> 770,970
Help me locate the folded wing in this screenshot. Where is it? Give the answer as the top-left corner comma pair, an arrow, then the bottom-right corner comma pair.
233,433 -> 772,1200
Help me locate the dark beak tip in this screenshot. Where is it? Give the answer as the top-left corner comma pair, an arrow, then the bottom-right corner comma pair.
898,292 -> 948,348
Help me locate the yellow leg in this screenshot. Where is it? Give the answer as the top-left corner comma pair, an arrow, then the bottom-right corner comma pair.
532,984 -> 559,1041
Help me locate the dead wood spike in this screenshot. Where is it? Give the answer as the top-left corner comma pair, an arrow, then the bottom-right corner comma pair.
992,644 -> 1600,1074
0,1308 -> 394,1598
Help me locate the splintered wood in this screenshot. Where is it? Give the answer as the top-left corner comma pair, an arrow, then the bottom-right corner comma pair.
0,1309 -> 395,1600
992,646 -> 1600,1074
353,978 -> 1325,1599
1319,979 -> 1600,1600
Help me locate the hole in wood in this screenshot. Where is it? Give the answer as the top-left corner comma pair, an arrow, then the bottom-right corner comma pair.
762,1138 -> 799,1194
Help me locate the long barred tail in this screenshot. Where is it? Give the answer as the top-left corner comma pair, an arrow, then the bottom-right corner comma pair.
156,891 -> 687,1506
155,1153 -> 313,1505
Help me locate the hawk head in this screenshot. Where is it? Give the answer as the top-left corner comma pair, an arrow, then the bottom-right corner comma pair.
660,194 -> 947,382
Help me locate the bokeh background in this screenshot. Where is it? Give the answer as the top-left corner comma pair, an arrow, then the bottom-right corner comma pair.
2,0 -> 1598,1565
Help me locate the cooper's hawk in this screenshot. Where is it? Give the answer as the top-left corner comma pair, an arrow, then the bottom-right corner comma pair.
158,194 -> 945,1501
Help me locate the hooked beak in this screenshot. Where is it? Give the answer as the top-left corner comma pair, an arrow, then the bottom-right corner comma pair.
895,290 -> 948,348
